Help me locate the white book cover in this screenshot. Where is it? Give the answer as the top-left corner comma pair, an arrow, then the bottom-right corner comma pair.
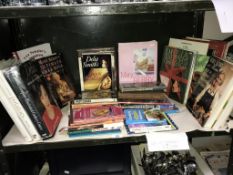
0,84 -> 32,142
169,38 -> 209,55
212,92 -> 233,130
14,43 -> 52,63
0,69 -> 41,141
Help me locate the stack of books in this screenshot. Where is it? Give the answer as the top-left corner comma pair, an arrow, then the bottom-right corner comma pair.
68,101 -> 125,137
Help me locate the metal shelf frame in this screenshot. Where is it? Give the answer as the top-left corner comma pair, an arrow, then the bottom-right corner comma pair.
0,0 -> 214,19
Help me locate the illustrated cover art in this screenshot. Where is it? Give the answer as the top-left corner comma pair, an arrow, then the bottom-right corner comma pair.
160,46 -> 195,104
118,40 -> 158,86
77,48 -> 116,92
187,56 -> 233,127
13,43 -> 52,63
36,53 -> 76,106
4,60 -> 62,138
72,105 -> 124,125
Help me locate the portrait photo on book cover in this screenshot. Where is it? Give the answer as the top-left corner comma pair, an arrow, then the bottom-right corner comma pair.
133,48 -> 155,75
38,84 -> 62,134
187,63 -> 233,126
48,72 -> 76,105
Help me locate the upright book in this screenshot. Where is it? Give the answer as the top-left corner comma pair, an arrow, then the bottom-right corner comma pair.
187,56 -> 233,128
160,46 -> 196,104
13,43 -> 52,63
118,40 -> 158,91
77,47 -> 116,93
36,53 -> 76,106
4,60 -> 62,139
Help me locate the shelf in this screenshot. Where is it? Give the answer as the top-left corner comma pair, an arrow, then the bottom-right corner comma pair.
3,100 -> 225,153
0,0 -> 214,19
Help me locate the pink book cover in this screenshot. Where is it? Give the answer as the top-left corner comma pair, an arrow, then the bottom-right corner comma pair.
72,105 -> 125,124
118,40 -> 158,84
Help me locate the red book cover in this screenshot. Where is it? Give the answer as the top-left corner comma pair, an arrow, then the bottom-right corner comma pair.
72,105 -> 125,125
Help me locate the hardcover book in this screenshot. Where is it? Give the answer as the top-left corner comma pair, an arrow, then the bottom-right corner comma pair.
185,36 -> 228,59
169,38 -> 210,98
13,43 -> 52,63
187,56 -> 233,128
36,53 -> 76,106
160,46 -> 196,104
4,60 -> 62,139
118,40 -> 158,91
77,47 -> 116,92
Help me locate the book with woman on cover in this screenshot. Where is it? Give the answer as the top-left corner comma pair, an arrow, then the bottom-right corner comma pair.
77,47 -> 116,95
36,53 -> 76,107
160,46 -> 196,104
4,60 -> 62,138
187,56 -> 233,128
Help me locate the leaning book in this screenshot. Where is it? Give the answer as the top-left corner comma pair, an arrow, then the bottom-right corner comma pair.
36,53 -> 76,106
187,56 -> 233,128
4,60 -> 62,139
77,47 -> 116,93
160,46 -> 196,104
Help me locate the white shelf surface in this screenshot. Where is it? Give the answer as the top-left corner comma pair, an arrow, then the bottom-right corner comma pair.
2,101 -> 218,147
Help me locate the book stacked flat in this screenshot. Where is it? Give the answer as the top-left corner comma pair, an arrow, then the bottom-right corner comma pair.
122,104 -> 178,134
69,102 -> 125,137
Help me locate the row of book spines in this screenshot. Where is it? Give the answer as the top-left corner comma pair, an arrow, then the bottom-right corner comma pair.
4,68 -> 51,139
68,128 -> 121,137
0,71 -> 41,141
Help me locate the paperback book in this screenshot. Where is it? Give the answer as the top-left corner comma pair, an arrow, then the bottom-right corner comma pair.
160,46 -> 196,104
13,43 -> 52,63
36,53 -> 76,106
71,104 -> 125,125
118,40 -> 158,91
4,60 -> 62,139
123,108 -> 177,134
77,47 -> 116,92
187,56 -> 233,128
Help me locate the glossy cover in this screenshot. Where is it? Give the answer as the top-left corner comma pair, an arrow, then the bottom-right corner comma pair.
118,40 -> 158,86
160,46 -> 195,104
4,60 -> 62,138
36,53 -> 76,106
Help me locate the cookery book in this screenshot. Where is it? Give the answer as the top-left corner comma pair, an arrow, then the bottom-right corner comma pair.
118,40 -> 158,91
36,53 -> 76,106
4,60 -> 62,139
187,56 -> 233,128
77,47 -> 116,92
160,46 -> 196,104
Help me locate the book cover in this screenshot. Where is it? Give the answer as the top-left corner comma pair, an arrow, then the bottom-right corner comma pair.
71,105 -> 125,125
118,40 -> 158,89
77,47 -> 116,92
185,37 -> 228,59
187,56 -> 233,127
0,69 -> 41,141
36,53 -> 76,106
212,92 -> 233,130
13,43 -> 52,63
124,111 -> 177,134
224,39 -> 233,63
160,46 -> 195,104
4,60 -> 62,138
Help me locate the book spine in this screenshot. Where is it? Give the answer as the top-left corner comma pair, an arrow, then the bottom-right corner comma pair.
68,128 -> 121,137
0,86 -> 33,142
212,92 -> 233,129
0,71 -> 41,141
4,67 -> 51,139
